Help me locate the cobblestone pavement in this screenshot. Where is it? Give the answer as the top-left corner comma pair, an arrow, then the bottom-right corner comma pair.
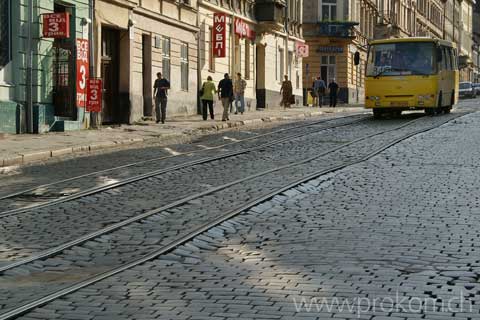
3,102 -> 480,320
1,114 -> 428,313
0,115 -> 367,212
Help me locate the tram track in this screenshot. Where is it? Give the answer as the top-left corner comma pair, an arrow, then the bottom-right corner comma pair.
0,111 -> 467,319
0,113 -> 367,216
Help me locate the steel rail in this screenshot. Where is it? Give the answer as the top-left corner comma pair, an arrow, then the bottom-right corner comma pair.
0,113 -> 465,320
1,113 -> 464,320
0,115 -> 425,274
0,113 -> 366,202
0,116 -> 369,217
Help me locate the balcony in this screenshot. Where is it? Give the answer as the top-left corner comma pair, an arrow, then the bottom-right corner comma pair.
254,0 -> 286,27
303,21 -> 358,38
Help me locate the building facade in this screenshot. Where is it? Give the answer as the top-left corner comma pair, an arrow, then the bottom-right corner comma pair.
93,0 -> 198,125
302,0 -> 476,106
0,0 -> 304,133
0,0 -> 92,133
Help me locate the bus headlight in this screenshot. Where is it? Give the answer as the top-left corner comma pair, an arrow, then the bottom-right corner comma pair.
369,96 -> 380,101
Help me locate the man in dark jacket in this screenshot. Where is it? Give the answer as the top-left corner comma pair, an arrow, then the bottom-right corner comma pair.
218,73 -> 233,121
153,72 -> 170,123
328,78 -> 339,108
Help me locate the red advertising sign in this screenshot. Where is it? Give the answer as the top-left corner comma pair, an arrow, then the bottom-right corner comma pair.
234,18 -> 255,40
295,42 -> 309,58
42,13 -> 70,38
86,78 -> 103,112
213,13 -> 226,58
76,39 -> 90,107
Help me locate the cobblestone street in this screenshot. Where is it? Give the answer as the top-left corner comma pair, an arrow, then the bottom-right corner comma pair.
2,102 -> 480,319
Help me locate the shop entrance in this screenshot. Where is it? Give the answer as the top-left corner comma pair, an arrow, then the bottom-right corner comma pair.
255,44 -> 266,108
52,3 -> 76,119
101,27 -> 120,124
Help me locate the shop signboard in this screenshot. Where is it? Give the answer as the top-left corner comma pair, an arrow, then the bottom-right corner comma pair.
213,13 -> 226,57
76,39 -> 89,107
42,13 -> 70,38
86,78 -> 102,113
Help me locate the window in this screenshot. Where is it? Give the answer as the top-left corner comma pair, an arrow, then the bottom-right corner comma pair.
279,48 -> 284,81
320,55 -> 336,84
320,0 -> 337,21
296,70 -> 300,89
443,47 -> 451,70
288,51 -> 293,79
162,37 -> 171,80
209,27 -> 215,72
181,42 -> 189,91
154,36 -> 161,49
244,39 -> 250,79
0,0 -> 10,68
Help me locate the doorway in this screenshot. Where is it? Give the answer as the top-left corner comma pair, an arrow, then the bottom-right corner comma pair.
52,3 -> 76,119
101,27 -> 120,124
255,44 -> 266,108
142,35 -> 152,116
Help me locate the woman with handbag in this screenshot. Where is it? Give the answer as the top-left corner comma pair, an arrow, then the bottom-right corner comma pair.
200,76 -> 217,120
280,75 -> 294,108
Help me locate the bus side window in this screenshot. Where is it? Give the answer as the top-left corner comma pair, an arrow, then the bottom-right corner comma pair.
451,48 -> 458,69
442,47 -> 449,70
444,47 -> 452,70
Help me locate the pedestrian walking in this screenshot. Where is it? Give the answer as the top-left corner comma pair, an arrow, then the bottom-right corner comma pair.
153,72 -> 170,123
313,76 -> 326,107
328,78 -> 339,108
233,73 -> 247,114
200,76 -> 216,120
280,75 -> 293,108
218,73 -> 233,121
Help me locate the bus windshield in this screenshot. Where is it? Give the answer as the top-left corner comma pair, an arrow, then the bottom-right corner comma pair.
367,42 -> 435,77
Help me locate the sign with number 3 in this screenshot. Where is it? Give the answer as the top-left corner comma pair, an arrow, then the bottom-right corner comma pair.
76,39 -> 90,107
87,79 -> 103,112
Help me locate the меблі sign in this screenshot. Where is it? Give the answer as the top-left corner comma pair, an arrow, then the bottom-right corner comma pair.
213,13 -> 226,58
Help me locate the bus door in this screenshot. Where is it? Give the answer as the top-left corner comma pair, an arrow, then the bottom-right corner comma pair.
438,46 -> 451,106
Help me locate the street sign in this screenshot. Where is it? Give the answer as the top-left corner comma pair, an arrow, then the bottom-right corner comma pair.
234,18 -> 255,40
213,13 -> 226,57
76,39 -> 89,107
86,78 -> 102,112
42,13 -> 70,38
296,42 -> 309,58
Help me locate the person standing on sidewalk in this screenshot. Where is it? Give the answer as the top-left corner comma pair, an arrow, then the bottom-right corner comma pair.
218,73 -> 233,121
313,76 -> 326,107
200,76 -> 217,120
280,75 -> 293,108
233,73 -> 247,115
153,72 -> 170,123
328,78 -> 339,108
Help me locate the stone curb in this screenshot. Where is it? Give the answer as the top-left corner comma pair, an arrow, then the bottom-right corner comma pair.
0,108 -> 361,168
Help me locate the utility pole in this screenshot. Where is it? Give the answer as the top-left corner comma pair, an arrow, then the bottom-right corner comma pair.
284,0 -> 289,80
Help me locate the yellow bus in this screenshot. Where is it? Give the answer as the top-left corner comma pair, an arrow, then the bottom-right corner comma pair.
364,38 -> 459,118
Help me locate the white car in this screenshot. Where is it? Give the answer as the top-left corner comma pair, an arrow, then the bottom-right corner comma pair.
459,82 -> 476,99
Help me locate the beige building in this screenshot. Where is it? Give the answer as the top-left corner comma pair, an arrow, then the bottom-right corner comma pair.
93,0 -> 304,125
93,0 -> 198,124
303,0 -> 476,106
197,0 -> 304,111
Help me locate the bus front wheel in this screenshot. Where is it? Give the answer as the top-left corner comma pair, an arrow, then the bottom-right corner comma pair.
373,109 -> 383,119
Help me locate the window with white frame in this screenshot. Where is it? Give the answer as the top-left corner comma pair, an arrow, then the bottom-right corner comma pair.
180,42 -> 189,91
279,48 -> 284,81
320,55 -> 336,84
319,0 -> 337,21
0,0 -> 10,68
162,37 -> 171,81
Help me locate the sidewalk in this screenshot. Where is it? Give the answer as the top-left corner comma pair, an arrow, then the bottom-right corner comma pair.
0,106 -> 364,167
